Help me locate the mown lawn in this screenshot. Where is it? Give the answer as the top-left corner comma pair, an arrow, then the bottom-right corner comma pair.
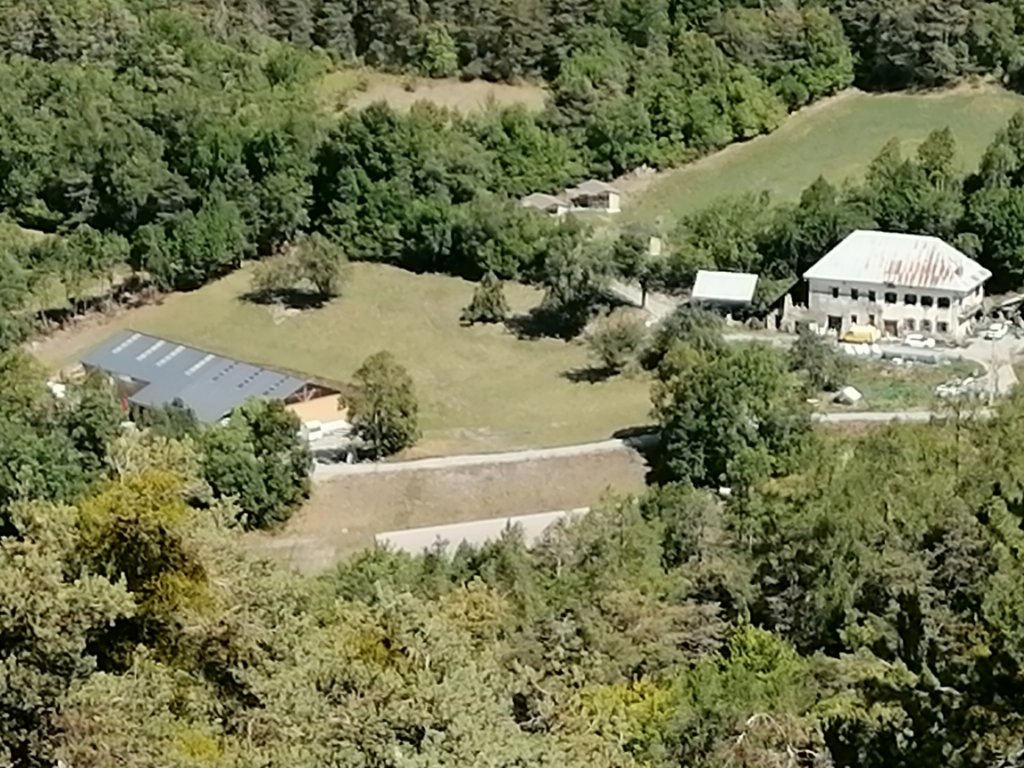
32,263 -> 651,456
623,84 -> 1024,228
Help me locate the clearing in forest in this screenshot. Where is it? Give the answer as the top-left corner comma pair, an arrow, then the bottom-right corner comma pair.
622,85 -> 1024,228
32,262 -> 650,456
318,69 -> 548,115
248,447 -> 649,571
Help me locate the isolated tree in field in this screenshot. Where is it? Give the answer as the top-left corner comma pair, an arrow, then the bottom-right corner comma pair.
787,327 -> 850,393
645,305 -> 724,369
586,310 -> 648,373
250,234 -> 348,304
461,271 -> 510,324
349,351 -> 420,458
534,245 -> 611,338
296,232 -> 348,299
251,255 -> 300,301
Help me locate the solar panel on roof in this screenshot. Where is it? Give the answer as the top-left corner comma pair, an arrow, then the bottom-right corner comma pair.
155,346 -> 184,367
136,340 -> 165,361
111,332 -> 141,355
185,354 -> 215,376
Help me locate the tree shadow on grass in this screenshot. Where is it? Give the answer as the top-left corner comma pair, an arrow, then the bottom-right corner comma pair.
610,424 -> 660,476
240,288 -> 329,310
504,307 -> 588,341
561,365 -> 616,384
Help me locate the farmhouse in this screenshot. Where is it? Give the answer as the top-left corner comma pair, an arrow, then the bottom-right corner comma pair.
520,192 -> 569,216
80,329 -> 344,426
566,179 -> 621,213
691,270 -> 759,312
802,230 -> 991,340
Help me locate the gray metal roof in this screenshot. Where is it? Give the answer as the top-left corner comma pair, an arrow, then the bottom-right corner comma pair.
692,270 -> 759,304
80,330 -> 308,423
567,179 -> 620,196
804,230 -> 992,292
520,192 -> 568,211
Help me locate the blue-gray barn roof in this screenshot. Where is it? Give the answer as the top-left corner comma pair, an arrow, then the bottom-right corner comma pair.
80,330 -> 308,423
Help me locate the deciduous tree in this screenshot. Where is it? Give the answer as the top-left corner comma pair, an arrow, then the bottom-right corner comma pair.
348,351 -> 420,458
653,344 -> 812,488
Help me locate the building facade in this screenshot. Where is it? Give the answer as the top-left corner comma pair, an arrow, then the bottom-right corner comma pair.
802,231 -> 991,340
566,180 -> 621,213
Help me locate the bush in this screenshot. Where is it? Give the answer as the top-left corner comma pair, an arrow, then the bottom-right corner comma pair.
787,327 -> 850,393
461,271 -> 510,325
586,310 -> 649,373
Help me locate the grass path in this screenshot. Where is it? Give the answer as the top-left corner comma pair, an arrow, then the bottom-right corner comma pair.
623,85 -> 1024,227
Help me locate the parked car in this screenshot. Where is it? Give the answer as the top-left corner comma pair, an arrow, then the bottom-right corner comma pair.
983,322 -> 1010,340
903,334 -> 936,349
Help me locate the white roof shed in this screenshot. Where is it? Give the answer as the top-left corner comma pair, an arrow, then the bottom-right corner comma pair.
691,270 -> 759,305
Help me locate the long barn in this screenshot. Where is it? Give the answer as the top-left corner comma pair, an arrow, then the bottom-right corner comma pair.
80,329 -> 344,425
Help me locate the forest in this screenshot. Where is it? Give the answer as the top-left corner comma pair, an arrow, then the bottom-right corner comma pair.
11,2 -> 1024,765
8,308 -> 1024,767
8,0 -> 1024,354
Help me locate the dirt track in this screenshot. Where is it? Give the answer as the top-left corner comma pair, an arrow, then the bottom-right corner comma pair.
247,448 -> 650,573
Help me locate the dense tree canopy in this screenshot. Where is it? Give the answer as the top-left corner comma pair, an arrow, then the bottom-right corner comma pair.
6,0 -> 1024,339
11,3 -> 1024,767
10,332 -> 1024,766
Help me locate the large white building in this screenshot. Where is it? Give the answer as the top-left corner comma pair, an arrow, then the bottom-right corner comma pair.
802,230 -> 991,340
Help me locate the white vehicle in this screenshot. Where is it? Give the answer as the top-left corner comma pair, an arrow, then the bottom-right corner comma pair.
903,334 -> 936,349
983,322 -> 1010,341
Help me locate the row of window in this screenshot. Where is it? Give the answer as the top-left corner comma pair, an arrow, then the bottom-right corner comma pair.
904,319 -> 949,333
830,286 -> 951,309
848,315 -> 949,333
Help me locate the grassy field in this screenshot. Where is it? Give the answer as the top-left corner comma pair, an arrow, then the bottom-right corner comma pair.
623,85 -> 1024,228
318,69 -> 548,115
33,263 -> 651,456
837,358 -> 981,411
